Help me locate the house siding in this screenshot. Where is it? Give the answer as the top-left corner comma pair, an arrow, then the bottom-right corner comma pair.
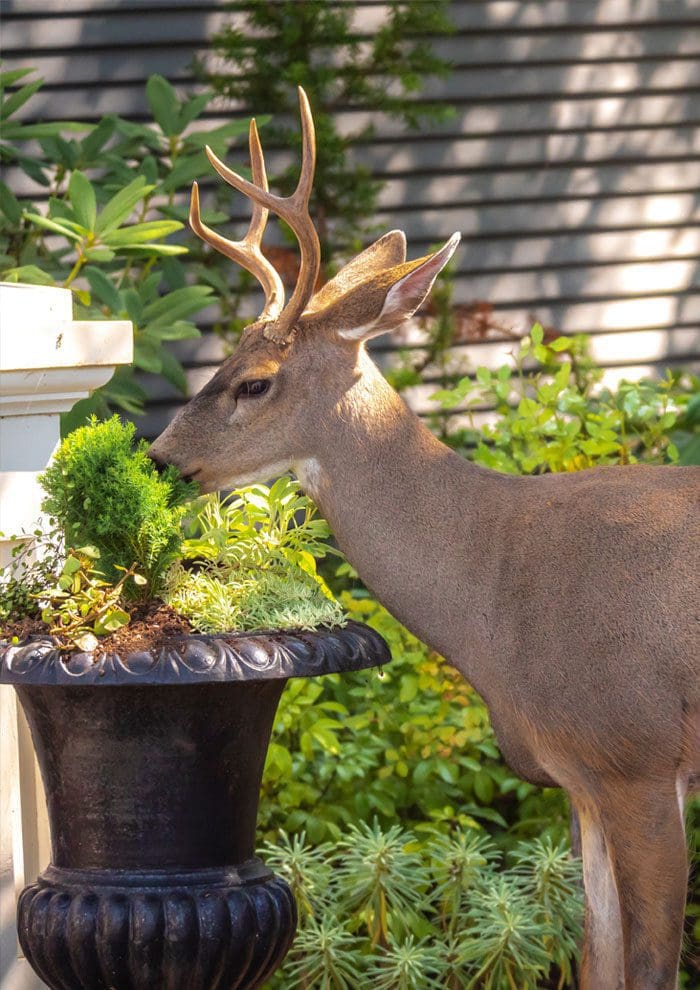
2,0 -> 699,435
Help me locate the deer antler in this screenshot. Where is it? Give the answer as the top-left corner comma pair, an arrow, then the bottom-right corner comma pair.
189,118 -> 285,323
204,87 -> 321,345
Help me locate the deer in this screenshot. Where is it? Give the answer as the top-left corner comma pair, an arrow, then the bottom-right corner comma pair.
149,89 -> 700,990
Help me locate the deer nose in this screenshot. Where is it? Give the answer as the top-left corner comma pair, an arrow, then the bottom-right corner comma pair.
149,449 -> 198,486
148,449 -> 169,476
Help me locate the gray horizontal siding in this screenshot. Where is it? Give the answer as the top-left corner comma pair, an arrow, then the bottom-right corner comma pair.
2,0 -> 699,438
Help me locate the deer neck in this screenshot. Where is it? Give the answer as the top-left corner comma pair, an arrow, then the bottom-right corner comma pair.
295,350 -> 516,682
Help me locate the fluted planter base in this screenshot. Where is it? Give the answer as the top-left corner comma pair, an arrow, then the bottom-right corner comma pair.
18,862 -> 295,990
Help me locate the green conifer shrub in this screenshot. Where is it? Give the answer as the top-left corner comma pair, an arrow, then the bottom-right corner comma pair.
39,416 -> 196,595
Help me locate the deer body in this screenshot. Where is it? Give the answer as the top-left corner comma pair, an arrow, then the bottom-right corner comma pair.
297,350 -> 698,793
150,91 -> 700,989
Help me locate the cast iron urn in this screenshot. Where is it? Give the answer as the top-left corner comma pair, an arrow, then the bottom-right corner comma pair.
0,622 -> 390,989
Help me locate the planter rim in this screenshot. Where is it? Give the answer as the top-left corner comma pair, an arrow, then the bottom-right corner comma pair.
0,620 -> 389,686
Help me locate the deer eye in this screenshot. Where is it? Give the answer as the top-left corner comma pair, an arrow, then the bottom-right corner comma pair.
236,379 -> 271,399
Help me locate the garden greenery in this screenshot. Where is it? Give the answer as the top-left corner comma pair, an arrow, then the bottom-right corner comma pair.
1,418 -> 343,647
262,826 -> 582,990
165,478 -> 344,633
428,324 -> 699,471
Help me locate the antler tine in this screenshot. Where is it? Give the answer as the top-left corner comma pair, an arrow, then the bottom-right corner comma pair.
205,86 -> 321,344
189,119 -> 284,322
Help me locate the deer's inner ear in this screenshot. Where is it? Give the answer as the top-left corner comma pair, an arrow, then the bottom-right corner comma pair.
301,233 -> 461,343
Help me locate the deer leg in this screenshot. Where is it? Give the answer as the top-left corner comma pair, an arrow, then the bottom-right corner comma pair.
577,801 -> 624,990
599,779 -> 688,990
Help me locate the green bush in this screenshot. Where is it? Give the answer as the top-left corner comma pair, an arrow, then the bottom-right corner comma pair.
429,325 -> 699,470
262,825 -> 582,990
40,416 -> 195,594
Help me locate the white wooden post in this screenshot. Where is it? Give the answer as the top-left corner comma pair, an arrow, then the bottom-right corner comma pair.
0,283 -> 132,988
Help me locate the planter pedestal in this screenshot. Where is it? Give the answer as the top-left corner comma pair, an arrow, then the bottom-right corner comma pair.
1,623 -> 390,990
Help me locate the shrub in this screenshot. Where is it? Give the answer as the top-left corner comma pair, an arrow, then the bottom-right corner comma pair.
39,416 -> 195,594
262,825 -> 583,990
428,326 -> 699,469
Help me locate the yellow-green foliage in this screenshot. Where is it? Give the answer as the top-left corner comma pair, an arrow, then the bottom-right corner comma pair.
430,327 -> 698,471
165,567 -> 344,634
164,477 -> 345,632
40,416 -> 196,595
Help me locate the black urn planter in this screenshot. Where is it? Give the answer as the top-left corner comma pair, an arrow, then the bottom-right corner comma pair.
0,621 -> 390,990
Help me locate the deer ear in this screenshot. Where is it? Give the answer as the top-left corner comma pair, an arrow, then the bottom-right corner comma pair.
305,230 -> 407,314
338,232 -> 460,341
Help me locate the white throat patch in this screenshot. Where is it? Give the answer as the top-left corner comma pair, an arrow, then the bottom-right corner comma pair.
294,457 -> 323,498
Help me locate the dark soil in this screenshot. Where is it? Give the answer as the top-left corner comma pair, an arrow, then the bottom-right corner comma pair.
1,615 -> 45,643
101,601 -> 193,653
1,600 -> 194,656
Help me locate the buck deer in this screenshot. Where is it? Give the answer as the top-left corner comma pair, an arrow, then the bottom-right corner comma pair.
149,89 -> 699,989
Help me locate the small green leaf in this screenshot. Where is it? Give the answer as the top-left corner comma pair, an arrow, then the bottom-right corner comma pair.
62,556 -> 82,575
94,177 -> 152,236
178,91 -> 212,129
73,632 -> 99,652
1,265 -> 55,286
158,348 -> 188,393
0,181 -> 22,223
80,115 -> 117,160
84,267 -> 123,313
116,243 -> 187,256
94,609 -> 130,634
146,74 -> 181,136
1,80 -> 43,120
84,246 -> 115,263
530,322 -> 544,346
147,320 -> 201,341
143,285 -> 213,326
133,338 -> 164,375
0,68 -> 35,90
68,170 -> 97,231
183,117 -> 260,148
23,212 -> 82,241
102,219 -> 183,246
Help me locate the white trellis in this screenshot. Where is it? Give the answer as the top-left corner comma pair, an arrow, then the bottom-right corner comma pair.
0,283 -> 131,988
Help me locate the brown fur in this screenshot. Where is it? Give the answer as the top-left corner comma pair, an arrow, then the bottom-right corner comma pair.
151,235 -> 700,990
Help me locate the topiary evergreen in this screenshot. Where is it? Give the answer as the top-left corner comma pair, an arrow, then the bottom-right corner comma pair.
40,416 -> 197,596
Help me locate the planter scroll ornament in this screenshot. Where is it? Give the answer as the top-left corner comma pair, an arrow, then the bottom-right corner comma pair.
0,622 -> 390,990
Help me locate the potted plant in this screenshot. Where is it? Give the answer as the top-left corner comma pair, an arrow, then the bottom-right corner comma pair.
0,416 -> 390,990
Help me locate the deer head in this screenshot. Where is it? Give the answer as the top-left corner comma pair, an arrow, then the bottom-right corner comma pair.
149,88 -> 459,491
